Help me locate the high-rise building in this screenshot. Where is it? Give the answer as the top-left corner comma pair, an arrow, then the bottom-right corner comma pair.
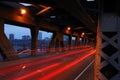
38,32 -> 42,40
9,33 -> 14,40
64,35 -> 68,41
22,35 -> 30,40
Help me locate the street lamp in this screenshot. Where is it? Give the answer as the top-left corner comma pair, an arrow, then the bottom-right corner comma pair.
67,27 -> 71,31
81,32 -> 85,37
65,26 -> 71,34
20,8 -> 26,15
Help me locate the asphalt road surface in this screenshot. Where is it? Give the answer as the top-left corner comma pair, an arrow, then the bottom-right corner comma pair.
0,47 -> 96,80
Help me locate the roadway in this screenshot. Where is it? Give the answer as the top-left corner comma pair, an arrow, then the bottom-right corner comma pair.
0,47 -> 96,80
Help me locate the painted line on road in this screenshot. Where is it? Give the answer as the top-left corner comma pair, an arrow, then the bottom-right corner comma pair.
74,60 -> 94,80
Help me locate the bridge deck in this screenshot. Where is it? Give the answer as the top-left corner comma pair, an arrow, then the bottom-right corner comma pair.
0,47 -> 95,80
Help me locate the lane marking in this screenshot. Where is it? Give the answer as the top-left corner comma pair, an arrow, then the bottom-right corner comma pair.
74,60 -> 94,80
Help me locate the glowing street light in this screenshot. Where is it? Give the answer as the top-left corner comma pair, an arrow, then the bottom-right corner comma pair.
65,26 -> 71,34
20,8 -> 26,15
67,27 -> 71,31
81,32 -> 85,37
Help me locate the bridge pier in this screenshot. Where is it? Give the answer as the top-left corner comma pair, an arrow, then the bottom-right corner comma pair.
68,34 -> 72,49
0,19 -> 18,60
95,0 -> 120,80
30,27 -> 39,56
48,31 -> 64,53
75,36 -> 80,48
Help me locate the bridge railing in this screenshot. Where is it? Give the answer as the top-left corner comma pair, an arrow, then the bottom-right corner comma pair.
0,44 -> 95,61
17,45 -> 93,55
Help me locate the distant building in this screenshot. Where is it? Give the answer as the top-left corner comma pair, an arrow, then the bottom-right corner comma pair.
38,32 -> 42,40
22,35 -> 30,40
44,37 -> 50,40
64,35 -> 68,41
9,33 -> 14,40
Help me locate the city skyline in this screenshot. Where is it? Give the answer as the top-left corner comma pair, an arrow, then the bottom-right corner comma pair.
4,24 -> 53,39
9,33 -> 31,40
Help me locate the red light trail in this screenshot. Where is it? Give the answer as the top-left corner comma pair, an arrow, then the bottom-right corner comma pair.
39,50 -> 96,80
14,63 -> 60,80
0,48 -> 92,75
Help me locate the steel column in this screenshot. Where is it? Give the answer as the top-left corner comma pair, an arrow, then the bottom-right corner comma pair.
48,32 -> 57,53
75,36 -> 80,47
30,27 -> 39,56
68,35 -> 72,49
48,31 -> 64,53
94,0 -> 120,80
0,19 -> 18,60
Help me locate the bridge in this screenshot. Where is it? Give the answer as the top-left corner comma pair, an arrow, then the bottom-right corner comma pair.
0,0 -> 120,80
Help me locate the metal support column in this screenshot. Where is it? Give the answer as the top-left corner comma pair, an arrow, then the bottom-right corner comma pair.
75,36 -> 80,48
59,32 -> 64,51
30,27 -> 39,56
55,32 -> 59,52
48,32 -> 57,53
0,19 -> 18,60
68,34 -> 72,49
94,0 -> 120,80
48,31 -> 64,53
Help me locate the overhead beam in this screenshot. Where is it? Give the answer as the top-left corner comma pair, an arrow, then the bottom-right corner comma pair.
0,0 -> 95,36
0,3 -> 36,25
55,0 -> 97,33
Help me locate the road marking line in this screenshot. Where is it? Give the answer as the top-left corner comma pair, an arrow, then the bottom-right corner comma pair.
74,60 -> 94,80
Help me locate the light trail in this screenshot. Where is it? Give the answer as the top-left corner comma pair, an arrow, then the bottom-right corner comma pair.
39,50 -> 96,80
0,48 -> 92,75
14,63 -> 60,80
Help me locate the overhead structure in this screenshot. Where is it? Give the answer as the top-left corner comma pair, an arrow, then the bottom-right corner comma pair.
0,0 -> 98,37
0,0 -> 98,61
